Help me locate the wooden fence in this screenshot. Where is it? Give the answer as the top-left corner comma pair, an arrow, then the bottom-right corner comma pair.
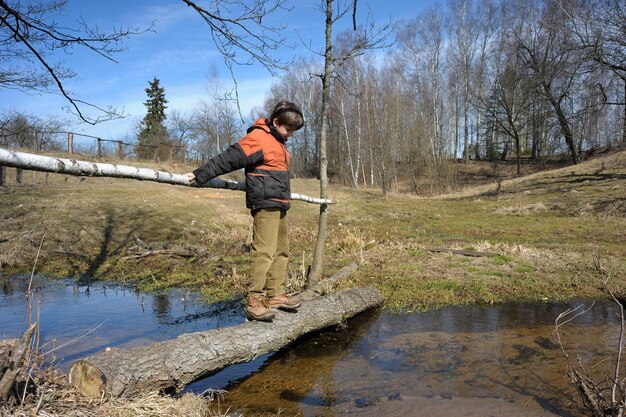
0,130 -> 209,186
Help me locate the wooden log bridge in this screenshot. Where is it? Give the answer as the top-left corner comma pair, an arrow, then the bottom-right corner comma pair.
0,148 -> 333,205
69,287 -> 382,398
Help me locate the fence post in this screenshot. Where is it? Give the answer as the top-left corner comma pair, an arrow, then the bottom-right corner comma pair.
0,166 -> 5,187
97,138 -> 103,160
16,168 -> 22,184
68,132 -> 74,154
117,141 -> 124,160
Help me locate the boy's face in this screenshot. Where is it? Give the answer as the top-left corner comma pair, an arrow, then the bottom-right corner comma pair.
273,121 -> 295,140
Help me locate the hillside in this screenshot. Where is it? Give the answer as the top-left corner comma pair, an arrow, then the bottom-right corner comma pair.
0,149 -> 624,310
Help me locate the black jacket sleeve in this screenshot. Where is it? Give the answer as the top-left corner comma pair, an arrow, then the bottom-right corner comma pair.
192,143 -> 262,185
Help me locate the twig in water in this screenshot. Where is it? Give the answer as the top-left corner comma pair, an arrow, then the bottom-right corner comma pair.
44,320 -> 109,356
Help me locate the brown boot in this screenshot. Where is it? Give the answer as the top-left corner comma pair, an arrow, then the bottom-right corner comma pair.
266,294 -> 301,311
246,296 -> 275,322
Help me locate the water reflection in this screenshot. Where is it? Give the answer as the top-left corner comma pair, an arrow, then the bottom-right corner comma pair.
0,275 -> 243,368
0,275 -> 619,417
196,300 -> 619,417
152,292 -> 171,322
189,310 -> 381,416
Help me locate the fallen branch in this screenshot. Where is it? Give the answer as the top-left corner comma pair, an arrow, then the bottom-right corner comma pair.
120,248 -> 198,260
427,248 -> 500,257
69,287 -> 382,397
300,262 -> 360,301
0,148 -> 334,205
300,245 -> 379,300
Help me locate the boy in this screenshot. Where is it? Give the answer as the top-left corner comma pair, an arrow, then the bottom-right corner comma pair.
184,101 -> 304,322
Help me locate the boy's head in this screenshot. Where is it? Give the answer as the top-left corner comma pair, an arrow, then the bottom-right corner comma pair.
270,101 -> 304,139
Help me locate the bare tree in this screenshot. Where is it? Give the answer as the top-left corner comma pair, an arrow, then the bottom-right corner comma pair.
182,0 -> 289,73
489,63 -> 532,175
182,0 -> 292,120
307,0 -> 391,286
0,0 -> 147,124
0,110 -> 66,150
566,0 -> 626,144
190,95 -> 239,159
397,5 -> 448,188
261,0 -> 623,195
470,0 -> 499,161
479,6 -> 532,175
167,110 -> 194,161
447,0 -> 481,163
513,0 -> 585,164
263,58 -> 323,178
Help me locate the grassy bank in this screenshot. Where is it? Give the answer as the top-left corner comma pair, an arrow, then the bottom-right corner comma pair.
1,150 -> 624,311
1,150 -> 625,417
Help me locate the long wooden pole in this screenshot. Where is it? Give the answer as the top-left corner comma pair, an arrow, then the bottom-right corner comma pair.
0,148 -> 333,205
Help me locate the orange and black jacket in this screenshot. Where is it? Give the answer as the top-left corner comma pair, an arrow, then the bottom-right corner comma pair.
192,118 -> 291,211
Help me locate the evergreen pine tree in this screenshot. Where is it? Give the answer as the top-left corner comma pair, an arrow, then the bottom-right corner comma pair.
137,77 -> 169,160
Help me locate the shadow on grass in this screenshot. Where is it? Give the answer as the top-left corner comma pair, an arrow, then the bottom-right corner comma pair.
472,172 -> 626,200
76,207 -> 150,286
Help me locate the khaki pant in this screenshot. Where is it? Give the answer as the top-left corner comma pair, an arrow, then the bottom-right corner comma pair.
248,208 -> 289,298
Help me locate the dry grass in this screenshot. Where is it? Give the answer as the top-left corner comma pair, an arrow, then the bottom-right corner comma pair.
1,149 -> 625,311
1,363 -> 231,417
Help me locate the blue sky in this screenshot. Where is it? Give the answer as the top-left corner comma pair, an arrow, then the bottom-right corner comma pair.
1,0 -> 438,140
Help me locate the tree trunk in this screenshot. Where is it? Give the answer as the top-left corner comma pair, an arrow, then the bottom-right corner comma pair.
454,83 -> 460,159
463,97 -> 469,162
623,79 -> 626,145
543,85 -> 580,164
308,0 -> 333,286
0,148 -> 331,205
69,287 -> 382,398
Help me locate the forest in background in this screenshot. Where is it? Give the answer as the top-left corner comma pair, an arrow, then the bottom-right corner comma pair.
1,0 -> 625,195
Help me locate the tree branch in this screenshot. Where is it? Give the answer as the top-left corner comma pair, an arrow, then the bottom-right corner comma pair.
0,0 -> 150,124
181,0 -> 290,74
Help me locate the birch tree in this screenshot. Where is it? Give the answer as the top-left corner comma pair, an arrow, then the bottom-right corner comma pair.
399,6 -> 446,164
447,0 -> 481,163
263,58 -> 322,178
307,0 -> 390,286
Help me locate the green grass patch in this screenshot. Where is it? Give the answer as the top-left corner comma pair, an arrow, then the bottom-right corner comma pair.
515,264 -> 534,273
426,279 -> 463,293
478,270 -> 508,278
491,255 -> 512,265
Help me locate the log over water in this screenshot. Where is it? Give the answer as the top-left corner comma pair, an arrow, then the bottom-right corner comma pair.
69,287 -> 381,398
0,148 -> 333,205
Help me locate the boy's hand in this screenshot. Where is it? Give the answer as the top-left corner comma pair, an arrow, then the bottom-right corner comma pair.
184,173 -> 196,184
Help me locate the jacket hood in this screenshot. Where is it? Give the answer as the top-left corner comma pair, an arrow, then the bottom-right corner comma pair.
247,118 -> 270,133
248,118 -> 286,143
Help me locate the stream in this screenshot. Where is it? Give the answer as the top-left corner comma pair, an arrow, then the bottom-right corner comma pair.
1,275 -> 619,416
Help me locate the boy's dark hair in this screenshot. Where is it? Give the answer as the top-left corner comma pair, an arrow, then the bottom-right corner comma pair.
270,101 -> 304,131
